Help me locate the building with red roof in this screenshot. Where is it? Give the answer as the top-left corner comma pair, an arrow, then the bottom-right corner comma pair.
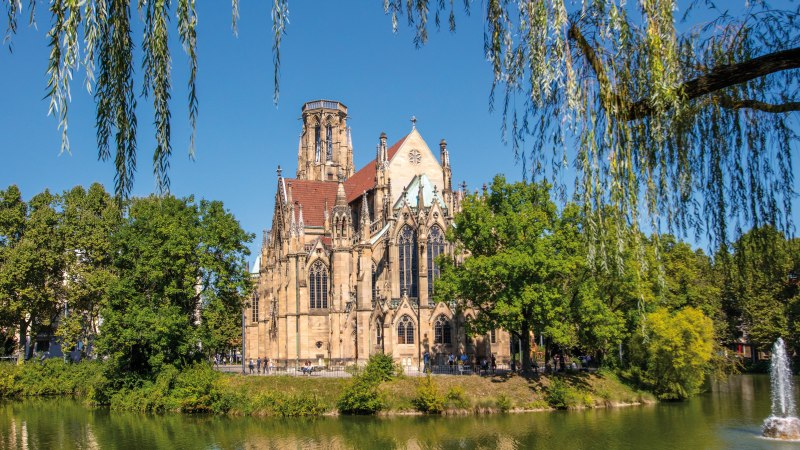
245,100 -> 511,370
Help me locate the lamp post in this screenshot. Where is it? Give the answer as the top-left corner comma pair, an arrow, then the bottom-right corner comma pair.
241,304 -> 246,374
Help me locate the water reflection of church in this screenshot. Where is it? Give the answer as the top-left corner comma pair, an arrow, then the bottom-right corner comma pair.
245,100 -> 511,369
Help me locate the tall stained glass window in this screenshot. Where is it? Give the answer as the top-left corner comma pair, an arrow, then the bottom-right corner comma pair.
398,226 -> 418,297
427,226 -> 445,296
309,260 -> 329,309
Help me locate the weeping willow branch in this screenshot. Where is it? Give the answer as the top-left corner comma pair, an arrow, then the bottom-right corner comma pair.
569,22 -> 800,121
716,97 -> 800,114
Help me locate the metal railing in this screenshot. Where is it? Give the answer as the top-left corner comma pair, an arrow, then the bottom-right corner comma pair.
302,100 -> 346,112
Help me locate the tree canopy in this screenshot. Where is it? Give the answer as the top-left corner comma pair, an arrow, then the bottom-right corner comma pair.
437,174 -> 727,396
0,184 -> 253,372
5,1 -> 797,251
435,175 -> 585,373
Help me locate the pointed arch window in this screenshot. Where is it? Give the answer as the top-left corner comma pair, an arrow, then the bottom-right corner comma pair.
398,226 -> 418,298
309,260 -> 329,309
434,315 -> 451,344
326,125 -> 334,161
427,225 -> 445,296
314,125 -> 322,163
397,315 -> 415,344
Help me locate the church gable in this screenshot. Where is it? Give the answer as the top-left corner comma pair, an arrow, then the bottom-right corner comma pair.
387,129 -> 445,206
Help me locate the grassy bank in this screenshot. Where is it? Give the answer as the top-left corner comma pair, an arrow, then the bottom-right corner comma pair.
0,358 -> 654,416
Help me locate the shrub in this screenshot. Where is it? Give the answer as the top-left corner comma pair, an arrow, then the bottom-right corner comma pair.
105,363 -> 241,414
362,354 -> 401,383
337,375 -> 384,415
411,375 -> 444,414
525,399 -> 550,409
546,378 -> 578,409
0,364 -> 19,397
444,386 -> 469,409
495,394 -> 512,413
3,359 -> 107,398
252,391 -> 326,416
171,363 -> 232,413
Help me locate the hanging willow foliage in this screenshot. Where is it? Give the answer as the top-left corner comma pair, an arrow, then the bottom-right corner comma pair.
4,1 -> 798,256
384,0 -> 799,257
5,0 -> 201,198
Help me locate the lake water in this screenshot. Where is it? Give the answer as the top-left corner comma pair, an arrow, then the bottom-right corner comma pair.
1,375 -> 798,449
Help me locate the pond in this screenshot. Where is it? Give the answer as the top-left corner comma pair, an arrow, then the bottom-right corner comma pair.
1,375 -> 798,449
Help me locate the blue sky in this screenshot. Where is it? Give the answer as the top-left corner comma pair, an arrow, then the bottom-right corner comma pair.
1,2 -> 524,261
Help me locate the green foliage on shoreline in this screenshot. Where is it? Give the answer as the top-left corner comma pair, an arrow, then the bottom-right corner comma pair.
0,359 -> 653,416
0,359 -> 105,398
336,355 -> 400,415
411,375 -> 445,414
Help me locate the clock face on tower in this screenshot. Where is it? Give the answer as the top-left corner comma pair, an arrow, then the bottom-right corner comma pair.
409,149 -> 422,165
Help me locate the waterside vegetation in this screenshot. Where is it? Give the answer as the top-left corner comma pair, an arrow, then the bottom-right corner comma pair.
0,357 -> 653,417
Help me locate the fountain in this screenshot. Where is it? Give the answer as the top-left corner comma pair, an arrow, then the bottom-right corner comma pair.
762,338 -> 800,440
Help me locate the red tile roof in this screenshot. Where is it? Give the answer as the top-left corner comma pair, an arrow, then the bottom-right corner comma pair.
283,135 -> 408,226
344,135 -> 408,202
284,179 -> 340,227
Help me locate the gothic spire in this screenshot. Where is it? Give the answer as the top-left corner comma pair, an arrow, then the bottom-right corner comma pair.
324,199 -> 330,232
298,203 -> 305,230
439,139 -> 449,167
335,174 -> 347,207
360,192 -> 370,225
289,202 -> 298,237
417,180 -> 425,211
377,132 -> 388,166
360,192 -> 370,243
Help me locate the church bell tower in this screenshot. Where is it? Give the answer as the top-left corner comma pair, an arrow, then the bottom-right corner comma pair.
296,100 -> 354,181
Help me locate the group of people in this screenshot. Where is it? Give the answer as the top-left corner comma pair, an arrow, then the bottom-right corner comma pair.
247,357 -> 274,374
536,354 -> 593,373
422,350 -> 497,375
213,354 -> 240,366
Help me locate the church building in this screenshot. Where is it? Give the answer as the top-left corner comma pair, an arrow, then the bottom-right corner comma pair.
245,100 -> 510,370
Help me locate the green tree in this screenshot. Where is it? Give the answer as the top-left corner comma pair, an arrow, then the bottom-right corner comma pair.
723,227 -> 800,353
637,307 -> 714,400
651,236 -> 723,342
0,186 -> 64,363
57,184 -> 121,356
436,175 -> 584,373
96,195 -> 252,378
571,214 -> 652,363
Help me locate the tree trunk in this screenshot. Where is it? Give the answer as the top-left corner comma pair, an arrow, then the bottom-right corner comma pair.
17,320 -> 27,365
520,321 -> 533,375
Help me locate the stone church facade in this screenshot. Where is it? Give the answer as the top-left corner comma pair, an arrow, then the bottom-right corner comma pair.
245,100 -> 510,370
